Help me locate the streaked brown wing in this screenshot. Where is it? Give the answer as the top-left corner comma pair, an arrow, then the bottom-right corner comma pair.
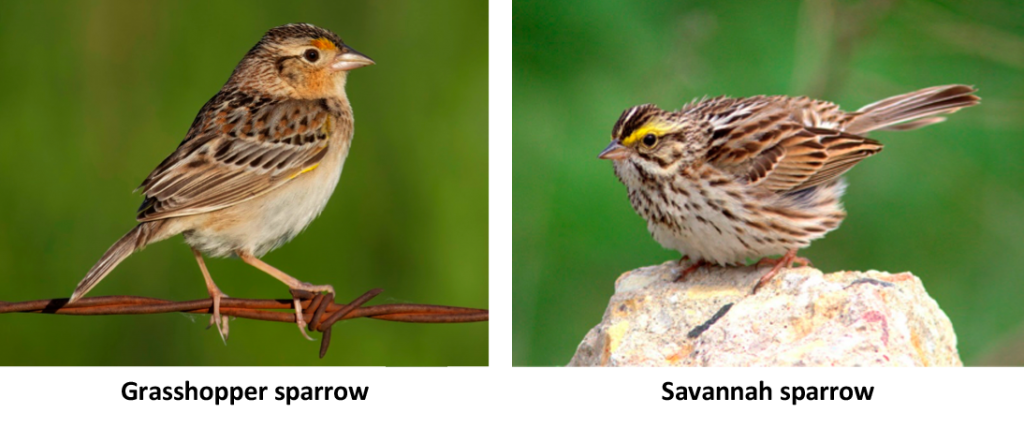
779,127 -> 882,192
702,97 -> 881,194
136,94 -> 334,221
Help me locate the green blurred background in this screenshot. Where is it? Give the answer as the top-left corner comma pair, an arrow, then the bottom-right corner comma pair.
0,0 -> 487,365
514,0 -> 1024,366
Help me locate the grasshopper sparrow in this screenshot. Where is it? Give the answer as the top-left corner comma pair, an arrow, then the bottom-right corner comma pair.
72,23 -> 374,340
599,85 -> 979,290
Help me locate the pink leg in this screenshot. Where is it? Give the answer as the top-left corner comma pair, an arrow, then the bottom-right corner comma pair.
237,250 -> 334,340
675,256 -> 710,282
192,248 -> 229,342
752,248 -> 811,293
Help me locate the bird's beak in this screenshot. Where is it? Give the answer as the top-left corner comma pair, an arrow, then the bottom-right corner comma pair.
332,45 -> 375,71
598,139 -> 629,160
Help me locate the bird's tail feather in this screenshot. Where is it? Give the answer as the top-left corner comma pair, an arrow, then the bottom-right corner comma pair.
845,85 -> 979,134
70,220 -> 165,303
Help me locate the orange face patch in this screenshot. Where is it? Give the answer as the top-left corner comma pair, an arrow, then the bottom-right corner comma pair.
311,38 -> 336,51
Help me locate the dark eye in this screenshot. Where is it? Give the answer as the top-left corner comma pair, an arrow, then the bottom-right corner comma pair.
303,49 -> 320,62
642,133 -> 657,147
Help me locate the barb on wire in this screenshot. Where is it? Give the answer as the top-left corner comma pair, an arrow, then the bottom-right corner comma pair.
0,289 -> 488,358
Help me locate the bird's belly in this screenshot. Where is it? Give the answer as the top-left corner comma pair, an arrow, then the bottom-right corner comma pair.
184,157 -> 346,258
638,176 -> 841,265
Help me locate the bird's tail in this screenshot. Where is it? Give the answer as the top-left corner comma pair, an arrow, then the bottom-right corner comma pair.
70,220 -> 166,303
845,85 -> 979,134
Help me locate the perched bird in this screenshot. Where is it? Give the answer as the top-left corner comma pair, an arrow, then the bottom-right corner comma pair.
71,23 -> 374,340
599,85 -> 979,289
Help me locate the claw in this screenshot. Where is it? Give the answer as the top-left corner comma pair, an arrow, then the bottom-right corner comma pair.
290,285 -> 332,341
293,297 -> 315,341
204,291 -> 230,343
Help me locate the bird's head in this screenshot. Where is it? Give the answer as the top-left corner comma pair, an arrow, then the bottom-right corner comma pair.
230,23 -> 374,99
600,104 -> 706,171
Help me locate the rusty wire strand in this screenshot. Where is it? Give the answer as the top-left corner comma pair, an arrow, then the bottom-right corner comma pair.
0,289 -> 488,359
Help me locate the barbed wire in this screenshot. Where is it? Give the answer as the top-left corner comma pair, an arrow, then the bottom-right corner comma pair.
0,289 -> 488,358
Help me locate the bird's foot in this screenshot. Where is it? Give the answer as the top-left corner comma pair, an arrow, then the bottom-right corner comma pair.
675,257 -> 710,282
752,249 -> 811,293
205,290 -> 230,343
290,283 -> 335,341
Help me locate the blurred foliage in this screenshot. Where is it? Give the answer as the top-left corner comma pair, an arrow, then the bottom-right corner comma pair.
514,0 -> 1024,366
0,0 -> 487,366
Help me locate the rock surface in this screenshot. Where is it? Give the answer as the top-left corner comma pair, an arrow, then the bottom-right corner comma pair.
568,260 -> 961,367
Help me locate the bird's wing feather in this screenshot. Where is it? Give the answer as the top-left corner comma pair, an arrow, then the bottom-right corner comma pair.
136,94 -> 334,221
702,96 -> 882,194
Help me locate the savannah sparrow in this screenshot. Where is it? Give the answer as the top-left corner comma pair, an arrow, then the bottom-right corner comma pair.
600,85 -> 979,289
71,23 -> 374,340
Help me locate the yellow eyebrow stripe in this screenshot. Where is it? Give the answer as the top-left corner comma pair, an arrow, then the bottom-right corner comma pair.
622,123 -> 673,147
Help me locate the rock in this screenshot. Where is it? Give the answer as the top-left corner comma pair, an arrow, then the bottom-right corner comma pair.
568,260 -> 961,367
